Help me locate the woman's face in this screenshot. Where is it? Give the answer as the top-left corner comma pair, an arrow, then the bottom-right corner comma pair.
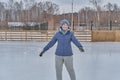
62,23 -> 68,30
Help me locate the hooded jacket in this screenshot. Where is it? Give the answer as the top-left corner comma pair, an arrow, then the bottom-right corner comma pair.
43,19 -> 83,56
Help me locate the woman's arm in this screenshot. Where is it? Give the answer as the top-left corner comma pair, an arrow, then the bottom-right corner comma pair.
71,33 -> 82,47
39,33 -> 57,57
43,33 -> 57,51
71,33 -> 84,52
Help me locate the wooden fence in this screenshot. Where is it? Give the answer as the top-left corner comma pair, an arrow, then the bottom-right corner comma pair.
0,30 -> 91,41
92,30 -> 120,42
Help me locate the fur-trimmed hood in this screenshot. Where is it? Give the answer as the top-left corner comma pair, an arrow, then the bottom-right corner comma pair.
58,19 -> 71,35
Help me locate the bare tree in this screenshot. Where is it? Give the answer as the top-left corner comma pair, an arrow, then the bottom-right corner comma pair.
37,2 -> 44,22
79,7 -> 95,29
89,0 -> 102,27
0,0 -> 60,30
43,1 -> 59,15
7,0 -> 15,21
19,1 -> 24,22
0,2 -> 5,21
104,3 -> 113,29
30,2 -> 39,22
14,2 -> 22,22
113,4 -> 119,27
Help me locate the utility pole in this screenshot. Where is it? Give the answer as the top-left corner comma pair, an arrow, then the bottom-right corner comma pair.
71,0 -> 74,31
78,11 -> 80,28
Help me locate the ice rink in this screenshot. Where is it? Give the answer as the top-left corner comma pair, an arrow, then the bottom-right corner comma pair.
0,41 -> 120,80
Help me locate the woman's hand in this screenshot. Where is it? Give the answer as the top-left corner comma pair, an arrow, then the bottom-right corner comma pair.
39,50 -> 45,57
79,47 -> 85,52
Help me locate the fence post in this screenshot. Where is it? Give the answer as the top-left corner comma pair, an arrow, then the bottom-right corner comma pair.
91,21 -> 93,30
47,30 -> 48,41
5,31 -> 7,40
25,31 -> 27,41
110,20 -> 112,30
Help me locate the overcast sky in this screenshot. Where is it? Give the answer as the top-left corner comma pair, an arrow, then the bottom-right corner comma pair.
38,0 -> 120,13
1,0 -> 120,13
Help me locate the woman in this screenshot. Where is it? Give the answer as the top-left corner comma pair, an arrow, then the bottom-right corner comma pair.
39,19 -> 84,80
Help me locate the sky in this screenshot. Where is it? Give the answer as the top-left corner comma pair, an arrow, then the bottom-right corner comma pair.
38,0 -> 120,13
1,0 -> 120,13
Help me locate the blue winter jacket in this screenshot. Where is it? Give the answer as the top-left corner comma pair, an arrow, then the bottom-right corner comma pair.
43,29 -> 83,56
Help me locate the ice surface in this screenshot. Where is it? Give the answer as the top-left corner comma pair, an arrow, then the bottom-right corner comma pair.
0,41 -> 120,80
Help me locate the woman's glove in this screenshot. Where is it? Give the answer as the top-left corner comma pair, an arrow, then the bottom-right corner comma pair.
79,47 -> 85,52
39,50 -> 45,57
